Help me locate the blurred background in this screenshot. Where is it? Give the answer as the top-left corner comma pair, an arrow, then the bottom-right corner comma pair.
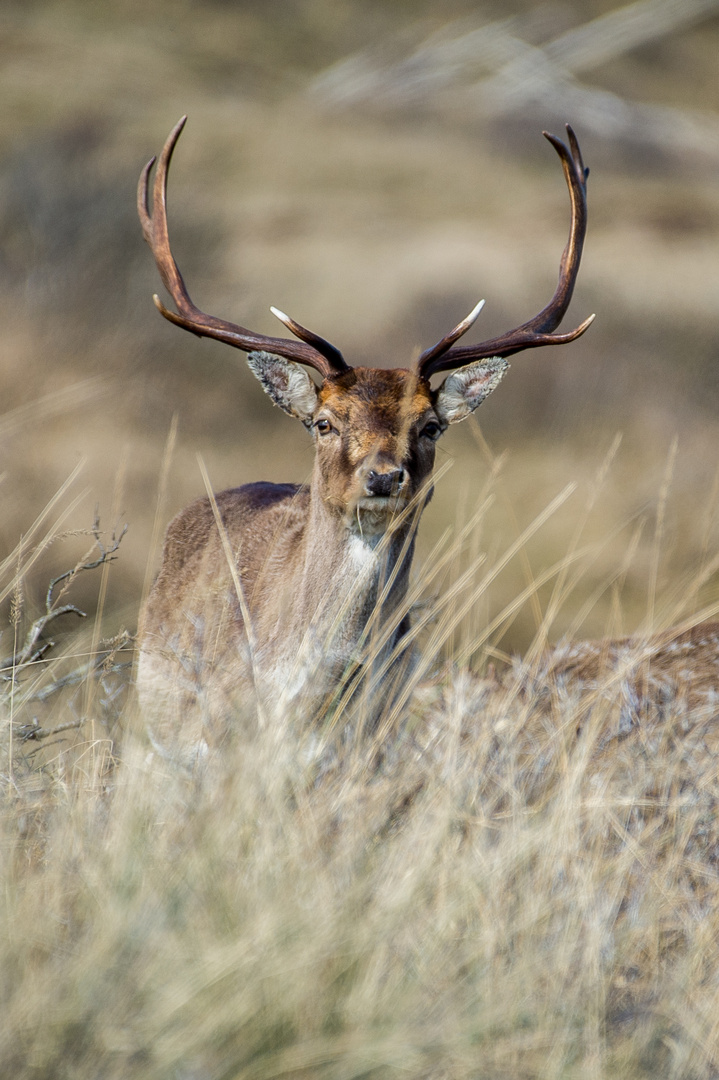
1,0 -> 718,656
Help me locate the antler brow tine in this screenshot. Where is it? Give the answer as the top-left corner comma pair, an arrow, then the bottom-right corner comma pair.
417,124 -> 594,380
138,118 -> 349,379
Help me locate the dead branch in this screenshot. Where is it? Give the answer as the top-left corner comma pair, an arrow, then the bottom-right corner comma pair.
1,515 -> 128,680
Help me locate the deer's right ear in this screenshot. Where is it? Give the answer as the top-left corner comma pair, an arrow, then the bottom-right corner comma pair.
247,352 -> 319,426
434,357 -> 509,425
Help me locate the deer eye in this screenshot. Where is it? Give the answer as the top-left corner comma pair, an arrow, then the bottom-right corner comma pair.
421,420 -> 442,441
315,418 -> 333,436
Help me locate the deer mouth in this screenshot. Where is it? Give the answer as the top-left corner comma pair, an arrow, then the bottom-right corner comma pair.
348,494 -> 410,538
356,493 -> 409,514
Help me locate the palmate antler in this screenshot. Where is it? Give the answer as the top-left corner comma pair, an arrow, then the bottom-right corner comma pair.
416,125 -> 594,380
137,116 -> 349,381
139,119 -> 593,383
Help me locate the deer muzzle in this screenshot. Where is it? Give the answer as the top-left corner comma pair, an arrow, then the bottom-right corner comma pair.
364,467 -> 407,499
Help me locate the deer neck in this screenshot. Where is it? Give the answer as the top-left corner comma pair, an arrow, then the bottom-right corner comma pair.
263,471 -> 416,675
301,477 -> 415,622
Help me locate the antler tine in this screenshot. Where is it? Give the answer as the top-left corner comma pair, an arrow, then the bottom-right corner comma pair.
417,299 -> 486,371
138,118 -> 349,380
270,307 -> 346,371
417,125 -> 594,380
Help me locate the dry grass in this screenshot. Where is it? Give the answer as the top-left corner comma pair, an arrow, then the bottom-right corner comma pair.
2,466 -> 719,1079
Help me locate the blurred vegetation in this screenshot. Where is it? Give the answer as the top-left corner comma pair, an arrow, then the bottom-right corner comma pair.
1,0 -> 719,653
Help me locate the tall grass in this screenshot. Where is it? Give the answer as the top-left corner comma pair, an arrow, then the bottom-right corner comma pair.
2,471 -> 719,1080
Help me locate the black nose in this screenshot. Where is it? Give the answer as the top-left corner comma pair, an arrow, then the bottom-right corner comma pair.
366,468 -> 406,497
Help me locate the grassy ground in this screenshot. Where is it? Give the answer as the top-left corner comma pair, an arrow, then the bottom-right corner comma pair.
2,495 -> 719,1078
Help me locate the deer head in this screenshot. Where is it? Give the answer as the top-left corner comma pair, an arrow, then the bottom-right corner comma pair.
138,118 -> 593,537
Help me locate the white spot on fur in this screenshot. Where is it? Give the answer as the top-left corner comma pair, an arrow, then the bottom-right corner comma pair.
346,532 -> 381,570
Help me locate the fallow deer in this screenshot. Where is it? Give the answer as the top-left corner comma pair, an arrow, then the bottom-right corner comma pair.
520,622 -> 719,735
136,117 -> 595,761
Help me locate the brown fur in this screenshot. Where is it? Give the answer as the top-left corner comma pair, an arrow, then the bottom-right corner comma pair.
137,367 -> 452,762
512,623 -> 719,731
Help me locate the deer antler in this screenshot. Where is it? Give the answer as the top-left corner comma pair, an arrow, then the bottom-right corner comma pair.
417,125 -> 594,380
138,117 -> 349,380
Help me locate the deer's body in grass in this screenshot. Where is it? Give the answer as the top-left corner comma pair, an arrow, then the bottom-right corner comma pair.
136,118 -> 594,758
529,622 -> 719,728
139,367 -> 449,736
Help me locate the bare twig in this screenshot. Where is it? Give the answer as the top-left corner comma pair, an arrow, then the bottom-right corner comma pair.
28,633 -> 134,704
1,516 -> 128,681
18,716 -> 86,742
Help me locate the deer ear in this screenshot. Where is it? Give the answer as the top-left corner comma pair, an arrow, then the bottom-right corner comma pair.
247,352 -> 319,426
434,357 -> 509,425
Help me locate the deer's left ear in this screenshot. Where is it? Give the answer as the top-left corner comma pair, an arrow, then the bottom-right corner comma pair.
434,357 -> 509,425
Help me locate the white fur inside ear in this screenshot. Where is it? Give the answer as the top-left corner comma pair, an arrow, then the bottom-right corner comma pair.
435,357 -> 509,425
247,352 -> 318,425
